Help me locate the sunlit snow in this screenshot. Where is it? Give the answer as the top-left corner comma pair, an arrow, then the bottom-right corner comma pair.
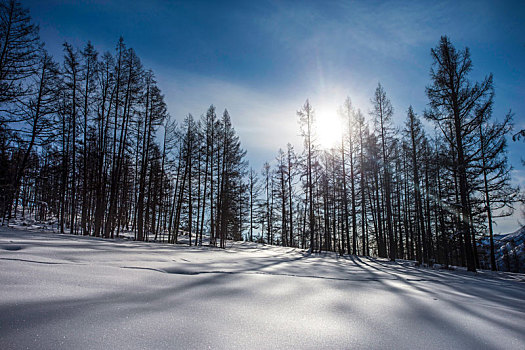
1,227 -> 524,349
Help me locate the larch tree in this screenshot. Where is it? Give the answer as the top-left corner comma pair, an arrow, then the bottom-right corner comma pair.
476,107 -> 518,270
371,83 -> 396,261
62,42 -> 81,235
297,99 -> 316,251
79,41 -> 98,236
404,106 -> 428,264
426,36 -> 495,272
5,50 -> 58,222
0,0 -> 40,106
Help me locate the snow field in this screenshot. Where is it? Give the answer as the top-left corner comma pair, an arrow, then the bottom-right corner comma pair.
1,227 -> 524,349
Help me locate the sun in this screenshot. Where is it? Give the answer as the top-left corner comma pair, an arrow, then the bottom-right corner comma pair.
315,104 -> 343,150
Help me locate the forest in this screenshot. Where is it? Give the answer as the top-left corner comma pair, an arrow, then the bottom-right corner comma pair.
0,0 -> 522,274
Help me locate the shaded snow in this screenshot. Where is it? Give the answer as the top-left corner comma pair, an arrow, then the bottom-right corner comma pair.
1,227 -> 524,349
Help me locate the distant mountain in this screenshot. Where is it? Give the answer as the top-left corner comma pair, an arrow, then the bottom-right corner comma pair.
480,226 -> 525,272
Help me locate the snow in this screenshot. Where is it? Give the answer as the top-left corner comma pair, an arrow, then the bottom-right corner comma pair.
1,227 -> 524,349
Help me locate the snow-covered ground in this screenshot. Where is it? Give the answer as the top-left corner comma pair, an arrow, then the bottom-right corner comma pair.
1,227 -> 524,349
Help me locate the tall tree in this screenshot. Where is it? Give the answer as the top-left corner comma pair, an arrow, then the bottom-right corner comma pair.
262,161 -> 271,244
404,106 -> 428,264
93,51 -> 114,238
356,110 -> 368,256
297,99 -> 316,251
342,97 -> 358,255
5,51 -> 57,222
247,167 -> 260,242
137,71 -> 165,241
79,41 -> 98,235
63,42 -> 81,234
426,36 -> 494,272
339,100 -> 350,255
371,83 -> 396,261
286,143 -> 296,247
476,108 -> 517,270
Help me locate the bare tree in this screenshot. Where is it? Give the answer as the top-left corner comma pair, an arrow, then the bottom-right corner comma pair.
0,0 -> 40,106
371,83 -> 396,261
297,99 -> 316,251
426,36 -> 494,272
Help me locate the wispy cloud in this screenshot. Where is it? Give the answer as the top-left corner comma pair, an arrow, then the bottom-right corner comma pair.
154,68 -> 304,167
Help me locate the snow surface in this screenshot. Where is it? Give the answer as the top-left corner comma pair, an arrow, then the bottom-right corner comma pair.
1,227 -> 524,350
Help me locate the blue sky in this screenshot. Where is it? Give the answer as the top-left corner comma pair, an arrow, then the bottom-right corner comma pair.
27,0 -> 525,232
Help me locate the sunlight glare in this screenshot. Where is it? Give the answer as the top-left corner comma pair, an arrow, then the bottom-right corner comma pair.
316,104 -> 343,150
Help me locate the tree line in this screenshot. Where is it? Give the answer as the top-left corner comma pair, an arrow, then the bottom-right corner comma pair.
0,1 -> 520,272
0,0 -> 248,249
253,37 -> 519,273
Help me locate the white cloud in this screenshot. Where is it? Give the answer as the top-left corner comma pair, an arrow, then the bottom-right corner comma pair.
152,68 -> 305,170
